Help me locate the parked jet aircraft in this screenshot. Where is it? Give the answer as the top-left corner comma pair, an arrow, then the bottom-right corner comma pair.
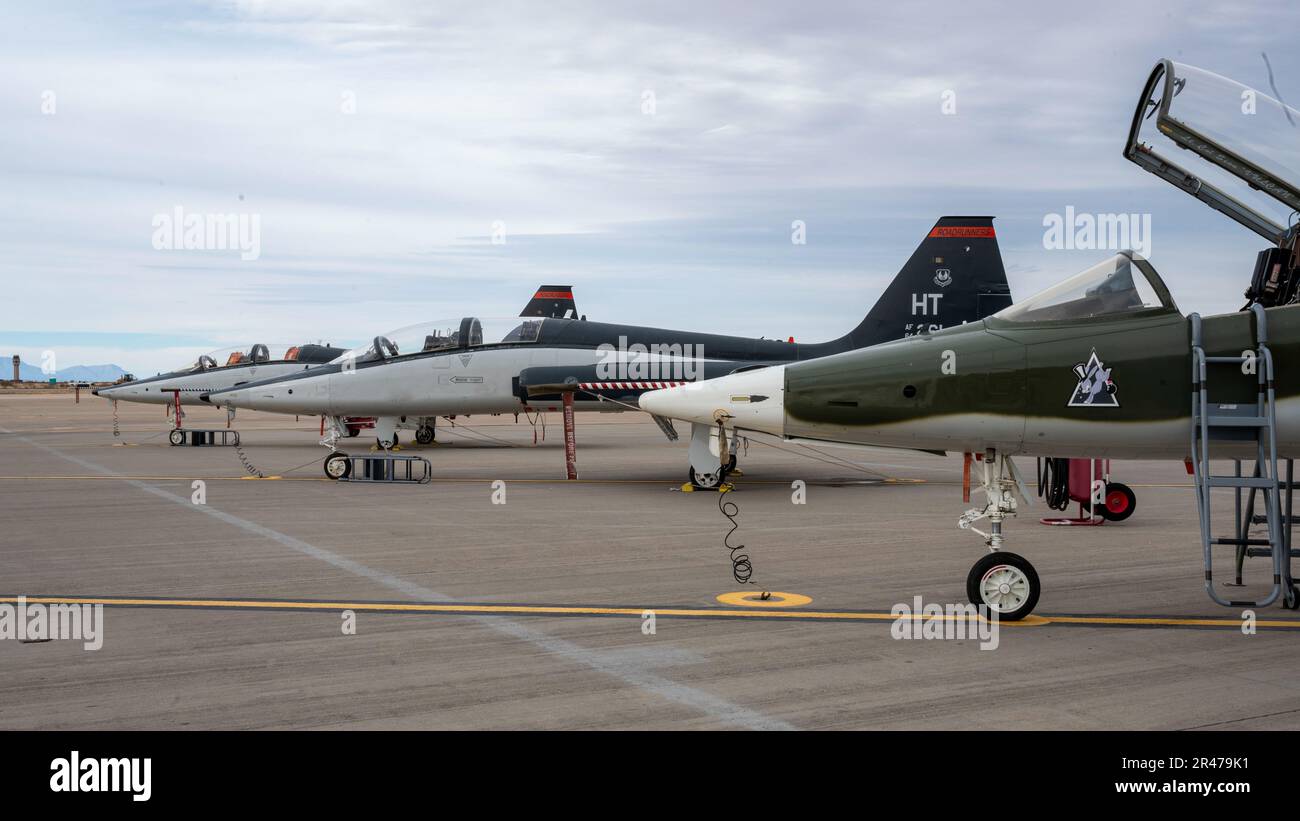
92,285 -> 579,413
202,217 -> 1014,483
641,58 -> 1300,620
92,343 -> 347,407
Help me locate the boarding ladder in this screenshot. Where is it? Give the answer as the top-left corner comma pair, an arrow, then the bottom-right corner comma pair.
1190,304 -> 1297,609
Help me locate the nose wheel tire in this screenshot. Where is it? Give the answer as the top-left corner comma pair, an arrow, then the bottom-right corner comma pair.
689,465 -> 729,489
168,429 -> 185,446
967,551 -> 1040,621
415,426 -> 435,445
323,452 -> 352,480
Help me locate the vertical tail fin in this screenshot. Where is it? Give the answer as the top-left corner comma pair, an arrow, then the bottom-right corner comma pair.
520,285 -> 579,318
807,216 -> 1010,356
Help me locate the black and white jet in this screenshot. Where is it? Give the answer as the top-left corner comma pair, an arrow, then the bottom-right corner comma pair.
202,218 -> 1013,485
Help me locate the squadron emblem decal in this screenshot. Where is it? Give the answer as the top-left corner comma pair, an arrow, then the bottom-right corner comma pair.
933,268 -> 952,288
1068,351 -> 1118,407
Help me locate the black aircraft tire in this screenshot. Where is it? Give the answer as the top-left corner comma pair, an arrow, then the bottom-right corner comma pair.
689,465 -> 728,489
324,452 -> 351,480
967,552 -> 1040,622
415,426 -> 435,445
168,429 -> 185,446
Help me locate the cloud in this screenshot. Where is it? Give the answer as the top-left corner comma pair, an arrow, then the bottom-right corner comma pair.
0,1 -> 1297,373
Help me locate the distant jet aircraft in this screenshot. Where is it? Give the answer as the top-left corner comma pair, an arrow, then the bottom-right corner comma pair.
202,217 -> 1014,484
92,343 -> 347,407
93,285 -> 579,410
642,58 -> 1300,620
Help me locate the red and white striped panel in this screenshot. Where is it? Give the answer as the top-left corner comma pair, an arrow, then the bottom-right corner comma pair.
576,381 -> 689,391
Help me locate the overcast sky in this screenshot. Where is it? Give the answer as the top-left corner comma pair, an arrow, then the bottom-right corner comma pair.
1,0 -> 1298,374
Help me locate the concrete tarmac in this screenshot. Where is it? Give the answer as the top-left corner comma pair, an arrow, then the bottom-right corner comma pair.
1,392 -> 1297,730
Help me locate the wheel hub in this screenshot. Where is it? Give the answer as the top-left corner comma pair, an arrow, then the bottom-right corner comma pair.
981,565 -> 1028,612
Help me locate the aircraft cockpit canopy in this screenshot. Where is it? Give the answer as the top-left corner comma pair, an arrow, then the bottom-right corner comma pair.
1126,59 -> 1300,242
332,317 -> 543,364
183,343 -> 314,372
994,253 -> 1177,323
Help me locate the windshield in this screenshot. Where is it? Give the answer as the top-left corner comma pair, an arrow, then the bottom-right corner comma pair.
331,317 -> 543,364
995,253 -> 1172,323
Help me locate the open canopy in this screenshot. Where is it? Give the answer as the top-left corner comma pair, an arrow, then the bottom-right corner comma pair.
1126,59 -> 1300,242
331,317 -> 543,364
994,252 -> 1177,323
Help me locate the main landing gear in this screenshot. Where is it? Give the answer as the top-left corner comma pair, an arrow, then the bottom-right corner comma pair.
959,449 -> 1041,621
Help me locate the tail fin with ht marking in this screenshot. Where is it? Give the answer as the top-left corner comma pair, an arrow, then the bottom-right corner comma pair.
802,216 -> 1010,357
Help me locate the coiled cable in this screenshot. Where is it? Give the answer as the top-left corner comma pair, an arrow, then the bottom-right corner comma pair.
718,492 -> 754,585
1038,457 -> 1071,511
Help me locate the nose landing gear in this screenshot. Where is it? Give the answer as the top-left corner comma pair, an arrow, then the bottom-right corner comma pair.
684,420 -> 739,490
324,451 -> 352,479
959,450 -> 1041,621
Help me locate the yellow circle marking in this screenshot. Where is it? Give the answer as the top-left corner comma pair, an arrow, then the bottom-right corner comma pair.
716,591 -> 812,608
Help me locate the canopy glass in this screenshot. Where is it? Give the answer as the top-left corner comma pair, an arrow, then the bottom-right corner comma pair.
995,253 -> 1175,323
331,318 -> 543,364
1126,60 -> 1300,241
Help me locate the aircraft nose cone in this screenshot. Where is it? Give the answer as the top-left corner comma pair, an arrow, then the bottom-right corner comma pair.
640,365 -> 786,435
639,382 -> 719,426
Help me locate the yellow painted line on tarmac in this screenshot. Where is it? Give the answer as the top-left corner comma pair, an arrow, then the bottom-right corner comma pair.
2,595 -> 1297,630
923,481 -> 1196,489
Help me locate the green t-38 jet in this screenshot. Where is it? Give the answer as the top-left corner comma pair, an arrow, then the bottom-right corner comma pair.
642,59 -> 1300,621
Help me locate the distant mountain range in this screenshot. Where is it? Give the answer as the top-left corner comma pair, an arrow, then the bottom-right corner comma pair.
12,361 -> 128,382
